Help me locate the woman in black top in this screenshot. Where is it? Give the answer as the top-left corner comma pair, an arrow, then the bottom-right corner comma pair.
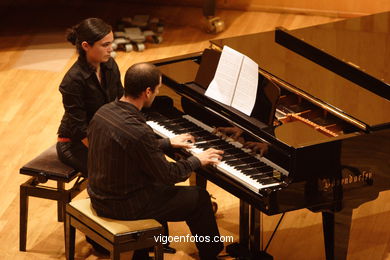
57,18 -> 123,177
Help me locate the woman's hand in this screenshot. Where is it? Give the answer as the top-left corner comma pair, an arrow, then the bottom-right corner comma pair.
170,133 -> 195,149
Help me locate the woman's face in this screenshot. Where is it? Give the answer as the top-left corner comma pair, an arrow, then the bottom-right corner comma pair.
83,31 -> 114,65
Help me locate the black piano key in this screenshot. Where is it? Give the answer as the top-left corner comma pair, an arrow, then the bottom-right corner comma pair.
234,152 -> 248,159
255,166 -> 274,172
224,142 -> 238,148
222,152 -> 251,162
234,166 -> 252,171
156,117 -> 184,124
160,118 -> 200,130
242,168 -> 263,175
221,154 -> 237,161
233,164 -> 261,171
197,133 -> 218,140
224,148 -> 246,155
197,140 -> 226,148
192,130 -> 215,138
250,175 -> 268,182
235,164 -> 251,170
195,136 -> 219,143
175,122 -> 194,128
196,144 -> 213,149
259,177 -> 279,185
240,157 -> 260,164
168,118 -> 188,123
173,127 -> 200,134
185,124 -> 202,130
214,144 -> 235,150
250,172 -> 273,181
165,125 -> 183,131
226,159 -> 246,166
249,162 -> 267,168
195,138 -> 220,145
229,156 -> 258,164
234,161 -> 266,171
211,140 -> 229,146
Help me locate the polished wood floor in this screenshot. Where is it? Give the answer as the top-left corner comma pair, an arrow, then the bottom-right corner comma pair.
0,3 -> 389,260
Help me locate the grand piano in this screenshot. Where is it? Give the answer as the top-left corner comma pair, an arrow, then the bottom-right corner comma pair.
144,11 -> 390,259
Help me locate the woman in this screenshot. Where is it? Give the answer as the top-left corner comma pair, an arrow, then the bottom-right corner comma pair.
57,18 -> 176,257
57,18 -> 123,177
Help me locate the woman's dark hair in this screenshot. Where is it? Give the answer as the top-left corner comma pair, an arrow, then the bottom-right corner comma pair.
124,63 -> 161,98
66,18 -> 112,55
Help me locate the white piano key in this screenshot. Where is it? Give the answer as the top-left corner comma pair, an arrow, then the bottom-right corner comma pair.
216,161 -> 280,192
146,121 -> 176,138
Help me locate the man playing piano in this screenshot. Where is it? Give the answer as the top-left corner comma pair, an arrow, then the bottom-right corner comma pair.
87,62 -> 225,260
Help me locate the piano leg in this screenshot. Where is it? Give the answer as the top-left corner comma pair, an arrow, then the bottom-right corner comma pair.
249,205 -> 260,254
202,0 -> 225,33
226,201 -> 251,258
240,200 -> 250,247
322,208 -> 353,260
227,201 -> 273,259
203,0 -> 216,17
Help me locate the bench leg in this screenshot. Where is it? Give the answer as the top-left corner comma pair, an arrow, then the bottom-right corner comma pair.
65,213 -> 75,260
154,243 -> 163,260
57,181 -> 65,222
20,184 -> 29,251
111,248 -> 120,260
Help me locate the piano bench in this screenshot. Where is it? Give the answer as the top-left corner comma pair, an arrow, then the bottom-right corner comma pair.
19,144 -> 87,251
65,198 -> 164,260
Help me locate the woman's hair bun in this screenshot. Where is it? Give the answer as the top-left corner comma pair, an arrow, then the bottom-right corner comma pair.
66,26 -> 78,45
66,18 -> 111,55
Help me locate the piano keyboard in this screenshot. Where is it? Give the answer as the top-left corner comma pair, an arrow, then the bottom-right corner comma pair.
146,112 -> 288,194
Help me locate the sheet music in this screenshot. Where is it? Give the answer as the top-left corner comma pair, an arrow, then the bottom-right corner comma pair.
205,45 -> 258,116
205,46 -> 242,105
231,55 -> 258,115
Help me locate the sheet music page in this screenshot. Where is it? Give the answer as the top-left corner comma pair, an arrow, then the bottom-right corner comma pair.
205,46 -> 243,105
231,56 -> 258,115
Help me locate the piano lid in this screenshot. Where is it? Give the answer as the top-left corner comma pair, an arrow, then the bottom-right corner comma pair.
210,12 -> 390,130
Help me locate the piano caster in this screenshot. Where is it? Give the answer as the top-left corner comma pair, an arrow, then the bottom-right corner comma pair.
226,242 -> 273,260
205,16 -> 225,33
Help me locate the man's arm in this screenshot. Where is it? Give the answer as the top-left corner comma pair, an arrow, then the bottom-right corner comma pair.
135,131 -> 223,185
135,131 -> 199,185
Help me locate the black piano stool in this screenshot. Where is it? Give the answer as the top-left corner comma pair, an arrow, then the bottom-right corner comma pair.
19,144 -> 87,251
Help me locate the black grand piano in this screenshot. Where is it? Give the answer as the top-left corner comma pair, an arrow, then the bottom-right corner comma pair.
144,11 -> 390,260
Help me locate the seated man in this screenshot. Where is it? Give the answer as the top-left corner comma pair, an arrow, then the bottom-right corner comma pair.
87,62 -> 224,260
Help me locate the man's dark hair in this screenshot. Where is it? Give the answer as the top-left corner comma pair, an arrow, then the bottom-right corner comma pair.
124,63 -> 162,98
66,18 -> 112,56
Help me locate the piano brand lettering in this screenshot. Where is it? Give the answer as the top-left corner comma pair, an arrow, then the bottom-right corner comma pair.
319,171 -> 373,191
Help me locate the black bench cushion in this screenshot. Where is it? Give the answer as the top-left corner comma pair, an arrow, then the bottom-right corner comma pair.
20,144 -> 78,182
